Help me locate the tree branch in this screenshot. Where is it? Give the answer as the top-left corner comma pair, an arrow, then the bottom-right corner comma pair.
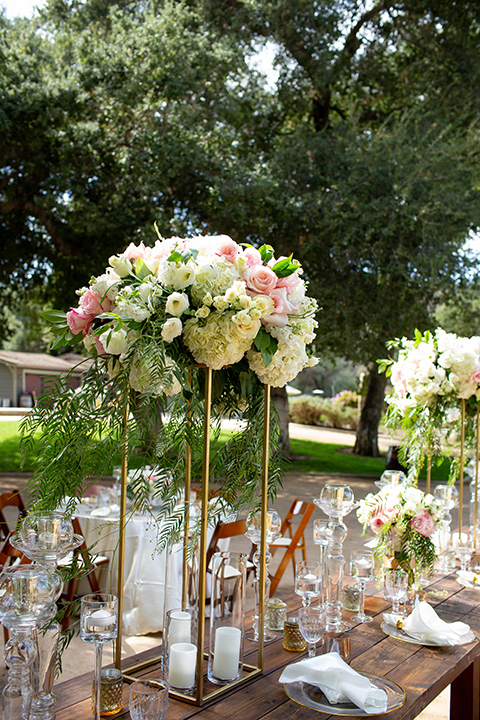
0,198 -> 76,256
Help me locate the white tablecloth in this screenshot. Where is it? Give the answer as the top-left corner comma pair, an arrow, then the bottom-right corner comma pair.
74,505 -> 227,636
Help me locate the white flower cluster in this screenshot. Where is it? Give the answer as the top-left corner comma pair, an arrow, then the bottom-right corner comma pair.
64,234 -> 318,392
387,328 -> 480,415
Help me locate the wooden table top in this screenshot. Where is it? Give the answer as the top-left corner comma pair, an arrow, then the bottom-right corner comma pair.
54,573 -> 480,720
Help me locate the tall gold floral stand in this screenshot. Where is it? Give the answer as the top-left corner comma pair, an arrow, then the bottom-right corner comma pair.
114,367 -> 270,705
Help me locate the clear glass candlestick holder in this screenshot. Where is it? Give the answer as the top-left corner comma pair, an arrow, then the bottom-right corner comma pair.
80,594 -> 118,720
350,552 -> 374,623
294,561 -> 322,608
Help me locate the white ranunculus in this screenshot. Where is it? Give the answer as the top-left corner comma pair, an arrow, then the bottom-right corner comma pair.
109,255 -> 132,278
161,317 -> 182,342
172,264 -> 196,289
165,292 -> 189,316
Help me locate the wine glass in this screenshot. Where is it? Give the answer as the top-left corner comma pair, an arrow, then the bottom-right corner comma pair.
350,552 -> 374,623
129,679 -> 169,720
457,538 -> 474,572
294,561 -> 322,607
298,606 -> 326,658
80,594 -> 118,720
384,568 -> 408,615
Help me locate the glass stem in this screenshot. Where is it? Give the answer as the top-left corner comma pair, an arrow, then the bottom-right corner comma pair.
358,580 -> 366,620
308,643 -> 316,658
93,641 -> 103,720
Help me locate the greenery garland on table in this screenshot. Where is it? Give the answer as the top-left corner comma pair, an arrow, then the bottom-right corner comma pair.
20,234 -> 318,549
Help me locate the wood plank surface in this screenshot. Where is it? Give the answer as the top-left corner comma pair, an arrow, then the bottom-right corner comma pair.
54,572 -> 480,720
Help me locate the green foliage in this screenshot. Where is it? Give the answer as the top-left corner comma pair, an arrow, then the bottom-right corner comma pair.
289,395 -> 359,431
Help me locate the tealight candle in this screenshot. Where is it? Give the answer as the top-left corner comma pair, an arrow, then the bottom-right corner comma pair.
87,609 -> 114,629
169,642 -> 197,689
168,610 -> 192,645
212,627 -> 241,681
303,573 -> 318,581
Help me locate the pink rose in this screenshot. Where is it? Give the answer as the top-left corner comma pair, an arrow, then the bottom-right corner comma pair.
66,308 -> 91,335
261,287 -> 299,327
410,511 -> 435,537
80,289 -> 111,316
471,364 -> 480,385
369,510 -> 390,534
216,237 -> 240,263
93,334 -> 107,355
244,265 -> 277,294
243,247 -> 262,267
123,242 -> 147,261
275,269 -> 301,294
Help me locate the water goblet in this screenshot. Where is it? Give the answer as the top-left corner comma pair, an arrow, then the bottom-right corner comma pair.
294,561 -> 322,607
129,679 -> 169,720
384,569 -> 408,615
80,594 -> 118,720
298,606 -> 326,658
350,552 -> 374,623
457,538 -> 474,572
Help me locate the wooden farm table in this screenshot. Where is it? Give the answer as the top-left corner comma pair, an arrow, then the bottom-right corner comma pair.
54,573 -> 480,720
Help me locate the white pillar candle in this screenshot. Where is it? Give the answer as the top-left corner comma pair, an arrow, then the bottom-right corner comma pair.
168,611 -> 192,645
86,609 -> 115,629
212,627 -> 241,681
169,642 -> 197,689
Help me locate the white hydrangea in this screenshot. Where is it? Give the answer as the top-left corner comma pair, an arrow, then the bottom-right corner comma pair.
183,312 -> 258,370
90,269 -> 122,302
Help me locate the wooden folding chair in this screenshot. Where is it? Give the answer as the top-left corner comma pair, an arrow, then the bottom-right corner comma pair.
0,490 -> 28,541
206,519 -> 255,580
59,517 -> 109,629
268,499 -> 316,596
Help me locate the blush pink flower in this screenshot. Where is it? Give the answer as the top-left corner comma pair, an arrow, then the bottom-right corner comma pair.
243,247 -> 262,267
80,289 -> 111,317
216,237 -> 240,263
261,287 -> 299,327
410,511 -> 435,537
369,510 -> 390,534
66,308 -> 91,335
276,270 -> 301,294
244,265 -> 277,294
123,242 -> 147,261
471,364 -> 480,385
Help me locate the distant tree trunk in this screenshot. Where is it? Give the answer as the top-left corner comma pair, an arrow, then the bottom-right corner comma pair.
353,367 -> 387,457
271,386 -> 290,453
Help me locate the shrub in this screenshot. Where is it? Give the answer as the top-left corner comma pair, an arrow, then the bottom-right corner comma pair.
289,395 -> 359,430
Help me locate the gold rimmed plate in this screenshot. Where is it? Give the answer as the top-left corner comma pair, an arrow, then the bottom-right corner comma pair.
283,673 -> 405,716
381,621 -> 476,647
456,571 -> 480,589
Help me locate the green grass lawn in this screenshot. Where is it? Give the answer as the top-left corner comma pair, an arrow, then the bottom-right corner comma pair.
0,419 -> 451,481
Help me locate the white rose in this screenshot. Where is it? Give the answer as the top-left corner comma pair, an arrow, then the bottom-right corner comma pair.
165,292 -> 189,316
213,296 -> 229,311
195,306 -> 211,319
161,317 -> 182,342
102,329 -> 129,355
109,255 -> 132,278
172,265 -> 196,290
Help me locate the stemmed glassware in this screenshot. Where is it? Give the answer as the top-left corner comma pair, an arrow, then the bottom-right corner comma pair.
298,606 -> 326,658
457,538 -> 474,572
245,508 -> 281,642
129,679 -> 169,720
314,483 -> 356,632
384,569 -> 408,615
313,520 -> 328,602
294,561 -> 322,607
350,552 -> 374,623
434,484 -> 459,572
80,594 -> 118,720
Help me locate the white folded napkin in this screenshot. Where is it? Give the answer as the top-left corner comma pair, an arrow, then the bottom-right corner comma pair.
90,504 -> 120,517
383,601 -> 473,645
457,570 -> 480,588
279,651 -> 388,714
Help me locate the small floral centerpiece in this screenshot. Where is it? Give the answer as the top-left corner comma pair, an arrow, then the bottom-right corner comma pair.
357,484 -> 443,583
380,328 -> 480,482
25,233 -> 318,546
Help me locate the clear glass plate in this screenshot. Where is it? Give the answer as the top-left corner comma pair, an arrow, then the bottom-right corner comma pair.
381,621 -> 475,646
283,672 -> 405,716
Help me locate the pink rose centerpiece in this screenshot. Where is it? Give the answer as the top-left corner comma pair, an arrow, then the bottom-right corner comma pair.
357,484 -> 442,583
50,234 -> 318,392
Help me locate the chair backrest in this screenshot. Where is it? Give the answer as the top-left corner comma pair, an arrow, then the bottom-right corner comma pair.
206,519 -> 247,569
0,491 -> 28,541
279,499 -> 313,539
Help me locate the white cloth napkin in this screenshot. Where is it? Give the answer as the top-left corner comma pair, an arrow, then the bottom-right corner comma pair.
383,601 -> 473,645
90,504 -> 120,517
279,651 -> 388,714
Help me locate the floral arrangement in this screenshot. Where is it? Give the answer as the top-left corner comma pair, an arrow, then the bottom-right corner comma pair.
27,234 -> 318,547
380,328 -> 480,482
357,484 -> 443,582
51,234 -> 318,389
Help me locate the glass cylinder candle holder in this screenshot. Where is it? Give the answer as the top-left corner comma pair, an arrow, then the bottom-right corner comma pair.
207,551 -> 246,686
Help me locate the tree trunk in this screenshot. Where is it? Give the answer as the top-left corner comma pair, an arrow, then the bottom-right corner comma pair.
271,386 -> 290,453
353,367 -> 387,457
